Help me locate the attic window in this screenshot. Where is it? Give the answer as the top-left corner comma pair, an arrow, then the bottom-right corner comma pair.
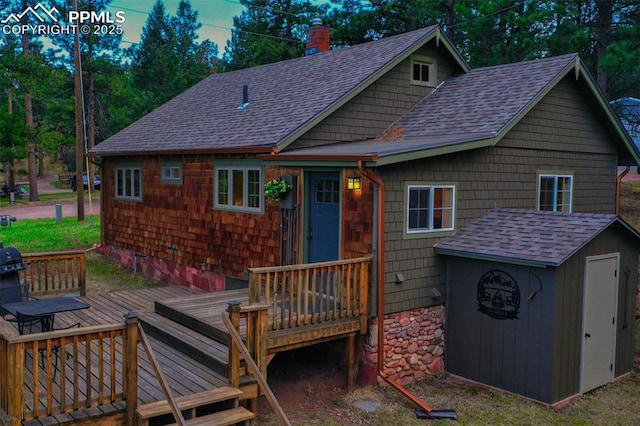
410,55 -> 436,87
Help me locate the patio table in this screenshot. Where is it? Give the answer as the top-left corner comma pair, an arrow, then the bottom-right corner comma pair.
0,297 -> 89,334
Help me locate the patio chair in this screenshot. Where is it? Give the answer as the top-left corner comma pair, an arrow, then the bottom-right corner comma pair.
17,312 -> 81,381
0,283 -> 30,318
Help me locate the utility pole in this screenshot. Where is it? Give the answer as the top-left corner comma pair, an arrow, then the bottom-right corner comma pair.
74,0 -> 85,221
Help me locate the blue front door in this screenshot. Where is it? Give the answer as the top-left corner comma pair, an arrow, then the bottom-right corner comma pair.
307,172 -> 340,263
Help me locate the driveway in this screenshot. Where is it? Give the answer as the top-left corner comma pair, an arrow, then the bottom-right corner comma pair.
2,176 -> 100,220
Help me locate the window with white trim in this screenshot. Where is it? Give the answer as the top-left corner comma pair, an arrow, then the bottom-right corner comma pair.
115,164 -> 142,201
538,174 -> 573,212
406,185 -> 455,233
214,164 -> 262,212
410,55 -> 437,87
161,162 -> 182,185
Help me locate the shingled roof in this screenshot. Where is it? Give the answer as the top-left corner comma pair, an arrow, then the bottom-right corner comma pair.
434,209 -> 640,267
273,53 -> 639,166
386,53 -> 579,139
92,25 -> 462,156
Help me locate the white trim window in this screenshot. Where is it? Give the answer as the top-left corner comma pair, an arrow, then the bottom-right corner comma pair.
161,162 -> 182,185
538,174 -> 573,212
410,55 -> 437,87
406,185 -> 455,233
115,165 -> 142,201
215,164 -> 262,212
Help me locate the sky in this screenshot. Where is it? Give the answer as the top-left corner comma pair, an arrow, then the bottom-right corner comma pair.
105,0 -> 247,52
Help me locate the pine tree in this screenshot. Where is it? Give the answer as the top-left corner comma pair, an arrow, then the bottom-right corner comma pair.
223,0 -> 325,71
130,0 -> 218,111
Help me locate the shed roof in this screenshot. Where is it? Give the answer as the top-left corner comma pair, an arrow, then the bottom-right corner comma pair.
434,209 -> 640,267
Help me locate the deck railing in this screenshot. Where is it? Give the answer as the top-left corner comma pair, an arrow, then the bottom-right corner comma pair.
247,256 -> 372,332
21,250 -> 87,297
224,302 -> 290,425
0,317 -> 139,426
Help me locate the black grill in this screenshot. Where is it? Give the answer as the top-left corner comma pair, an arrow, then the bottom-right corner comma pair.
0,245 -> 28,288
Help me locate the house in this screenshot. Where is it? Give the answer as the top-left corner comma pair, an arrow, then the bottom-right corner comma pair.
90,22 -> 640,404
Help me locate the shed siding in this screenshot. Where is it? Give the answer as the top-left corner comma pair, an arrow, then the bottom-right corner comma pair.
293,44 -> 459,148
380,80 -> 618,314
445,258 -> 557,403
552,224 -> 639,401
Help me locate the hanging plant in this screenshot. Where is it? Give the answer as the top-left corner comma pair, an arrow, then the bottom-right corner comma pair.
264,178 -> 293,202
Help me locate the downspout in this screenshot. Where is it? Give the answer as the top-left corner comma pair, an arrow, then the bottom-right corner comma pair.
357,161 -> 438,414
616,166 -> 630,215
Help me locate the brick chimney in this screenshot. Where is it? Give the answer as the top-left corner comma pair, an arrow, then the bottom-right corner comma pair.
305,18 -> 330,55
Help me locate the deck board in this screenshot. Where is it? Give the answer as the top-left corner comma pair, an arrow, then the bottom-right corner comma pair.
3,284 -> 363,424
4,286 -> 229,413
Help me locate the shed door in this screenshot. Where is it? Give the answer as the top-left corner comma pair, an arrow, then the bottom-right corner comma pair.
580,253 -> 618,394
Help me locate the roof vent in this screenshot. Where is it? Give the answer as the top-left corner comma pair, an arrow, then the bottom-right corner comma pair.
237,85 -> 249,110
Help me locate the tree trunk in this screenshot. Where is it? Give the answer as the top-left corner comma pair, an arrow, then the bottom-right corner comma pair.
74,0 -> 84,221
443,0 -> 456,42
22,27 -> 38,202
595,0 -> 613,99
87,45 -> 96,192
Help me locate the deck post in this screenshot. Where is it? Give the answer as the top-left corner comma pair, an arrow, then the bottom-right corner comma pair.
227,302 -> 242,389
78,252 -> 86,296
124,312 -> 139,426
346,333 -> 356,391
256,307 -> 268,379
248,271 -> 259,304
6,341 -> 24,426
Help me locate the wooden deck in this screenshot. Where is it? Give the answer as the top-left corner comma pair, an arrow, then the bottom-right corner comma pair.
3,287 -> 231,409
1,255 -> 371,425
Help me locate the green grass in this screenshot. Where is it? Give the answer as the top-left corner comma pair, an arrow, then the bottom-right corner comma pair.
0,217 -> 100,253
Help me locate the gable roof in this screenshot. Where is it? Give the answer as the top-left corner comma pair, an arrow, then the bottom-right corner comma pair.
434,209 -> 640,267
272,54 -> 640,167
91,25 -> 468,157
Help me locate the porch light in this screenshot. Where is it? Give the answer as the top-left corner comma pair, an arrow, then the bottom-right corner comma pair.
347,176 -> 361,190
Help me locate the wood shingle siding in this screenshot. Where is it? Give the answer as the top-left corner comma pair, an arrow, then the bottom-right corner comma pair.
379,80 -> 621,314
294,43 -> 459,149
103,157 -> 302,278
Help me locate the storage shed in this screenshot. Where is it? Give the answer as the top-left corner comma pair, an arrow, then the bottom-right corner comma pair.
434,209 -> 640,406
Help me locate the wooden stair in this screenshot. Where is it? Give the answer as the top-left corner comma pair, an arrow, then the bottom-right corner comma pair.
139,312 -> 229,376
168,406 -> 254,426
137,295 -> 260,424
136,387 -> 253,426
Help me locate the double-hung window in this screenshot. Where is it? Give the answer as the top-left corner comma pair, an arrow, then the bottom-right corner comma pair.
115,164 -> 142,201
406,185 -> 455,234
538,174 -> 572,212
214,163 -> 262,213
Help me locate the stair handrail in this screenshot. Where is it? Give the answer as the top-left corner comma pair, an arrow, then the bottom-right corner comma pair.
137,318 -> 187,426
222,310 -> 291,426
